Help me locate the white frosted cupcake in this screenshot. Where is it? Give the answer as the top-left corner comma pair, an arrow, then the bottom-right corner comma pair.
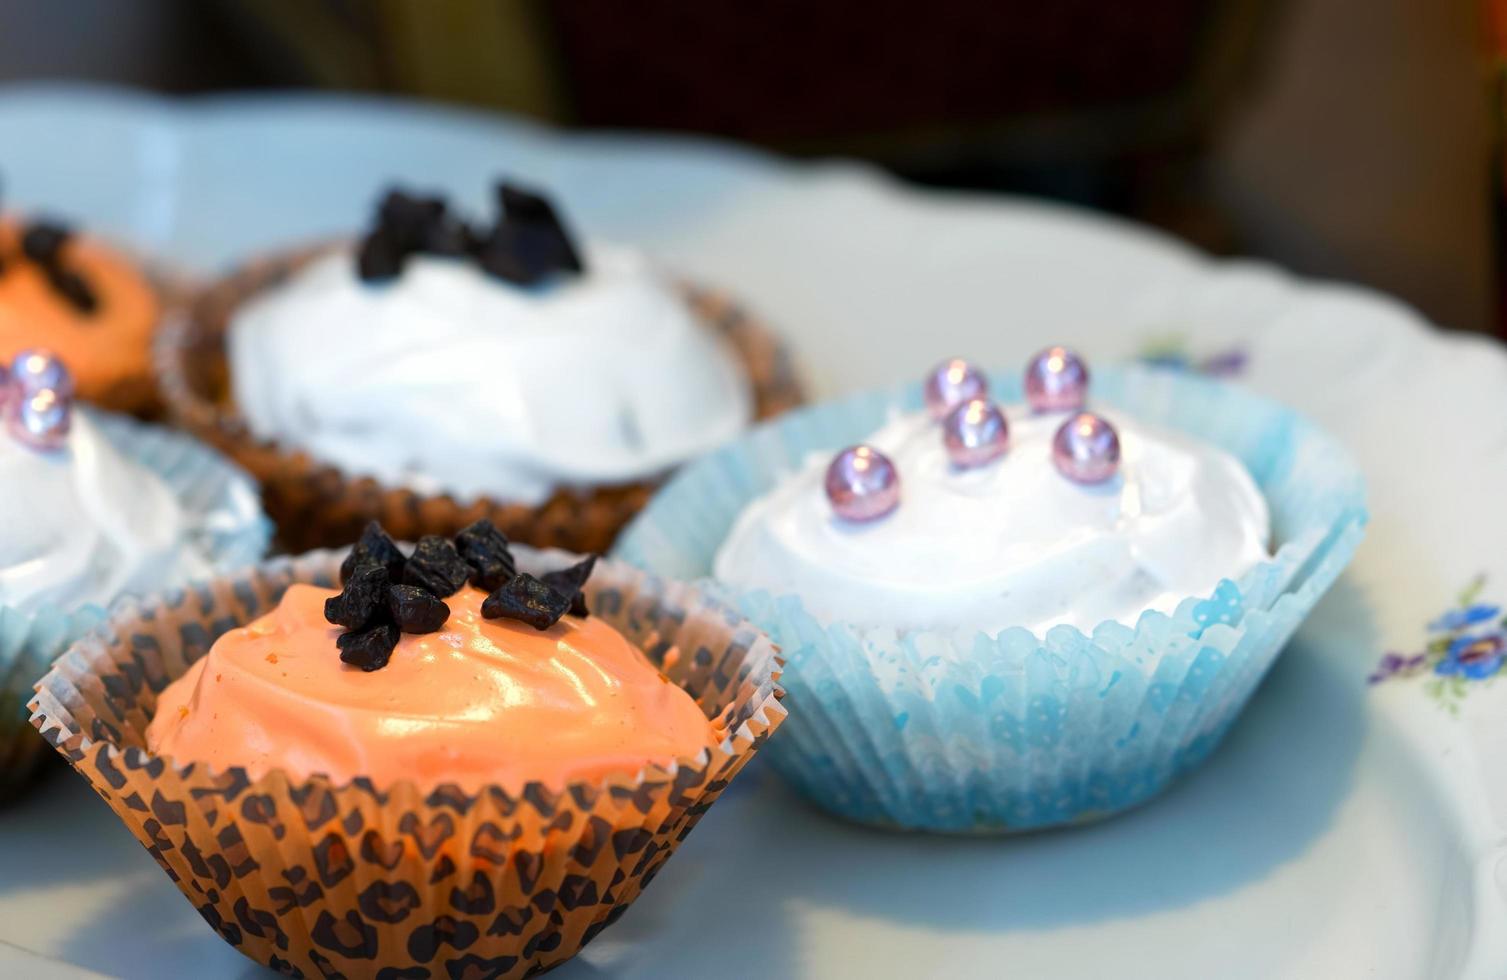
158,181 -> 801,553
618,351 -> 1368,833
0,350 -> 269,794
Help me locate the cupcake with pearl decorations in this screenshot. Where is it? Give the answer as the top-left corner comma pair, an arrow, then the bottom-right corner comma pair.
0,194 -> 172,416
0,349 -> 269,796
157,179 -> 802,554
617,347 -> 1367,833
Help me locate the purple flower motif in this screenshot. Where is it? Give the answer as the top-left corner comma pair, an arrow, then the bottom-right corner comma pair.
1434,632 -> 1506,681
1368,652 -> 1427,685
1427,604 -> 1501,633
1197,349 -> 1249,378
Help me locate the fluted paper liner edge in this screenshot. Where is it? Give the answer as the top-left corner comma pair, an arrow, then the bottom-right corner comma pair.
28,548 -> 786,978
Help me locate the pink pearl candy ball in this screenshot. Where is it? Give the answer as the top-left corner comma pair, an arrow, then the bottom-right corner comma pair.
923,358 -> 989,420
1024,346 -> 1089,413
942,398 -> 1010,469
12,348 -> 73,398
7,386 -> 71,451
825,444 -> 900,522
1052,412 -> 1120,484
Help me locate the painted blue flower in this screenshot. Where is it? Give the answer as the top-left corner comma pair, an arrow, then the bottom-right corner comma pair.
1434,632 -> 1506,680
1428,604 -> 1502,633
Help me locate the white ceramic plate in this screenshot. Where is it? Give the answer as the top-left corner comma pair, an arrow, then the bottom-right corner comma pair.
0,84 -> 1502,980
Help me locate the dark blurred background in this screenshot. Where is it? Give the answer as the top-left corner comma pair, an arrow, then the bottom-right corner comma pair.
0,0 -> 1491,333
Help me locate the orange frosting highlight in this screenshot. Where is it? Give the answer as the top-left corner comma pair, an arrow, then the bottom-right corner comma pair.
146,584 -> 722,792
0,217 -> 159,401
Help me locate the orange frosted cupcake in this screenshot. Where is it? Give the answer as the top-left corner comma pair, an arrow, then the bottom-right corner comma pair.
0,215 -> 163,415
31,519 -> 784,978
147,524 -> 724,793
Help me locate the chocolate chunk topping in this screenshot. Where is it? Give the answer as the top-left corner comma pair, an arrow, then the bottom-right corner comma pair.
388,585 -> 450,634
341,522 -> 407,585
377,189 -> 446,240
324,563 -> 391,631
338,622 -> 401,672
7,220 -> 98,314
356,229 -> 406,283
453,519 -> 517,592
21,222 -> 71,264
540,555 -> 595,619
497,182 -> 583,273
45,265 -> 98,314
481,573 -> 572,630
353,179 -> 584,287
403,535 -> 472,598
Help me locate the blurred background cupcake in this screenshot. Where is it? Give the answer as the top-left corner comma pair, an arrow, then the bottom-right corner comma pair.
0,349 -> 269,797
158,179 -> 802,553
618,354 -> 1367,832
0,199 -> 172,417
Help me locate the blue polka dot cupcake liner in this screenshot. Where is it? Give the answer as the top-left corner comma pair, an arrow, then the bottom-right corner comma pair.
0,409 -> 271,797
615,366 -> 1368,833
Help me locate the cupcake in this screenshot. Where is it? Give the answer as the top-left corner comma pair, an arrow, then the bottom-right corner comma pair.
617,351 -> 1368,833
30,519 -> 784,977
0,350 -> 269,796
157,181 -> 802,554
0,206 -> 167,416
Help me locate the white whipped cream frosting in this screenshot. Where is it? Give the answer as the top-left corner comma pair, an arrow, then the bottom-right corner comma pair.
228,246 -> 753,504
0,412 -> 215,614
713,406 -> 1271,635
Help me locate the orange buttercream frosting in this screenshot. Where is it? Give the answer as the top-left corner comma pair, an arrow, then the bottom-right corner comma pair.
146,583 -> 723,792
0,217 -> 159,402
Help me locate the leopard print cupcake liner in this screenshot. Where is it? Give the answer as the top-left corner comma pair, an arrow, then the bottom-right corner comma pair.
154,243 -> 805,555
28,548 -> 786,978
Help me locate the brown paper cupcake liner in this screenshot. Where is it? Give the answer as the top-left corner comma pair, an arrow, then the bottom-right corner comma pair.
30,547 -> 784,978
155,243 -> 804,553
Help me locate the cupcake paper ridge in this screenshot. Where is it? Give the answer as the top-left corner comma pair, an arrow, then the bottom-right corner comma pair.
615,365 -> 1368,832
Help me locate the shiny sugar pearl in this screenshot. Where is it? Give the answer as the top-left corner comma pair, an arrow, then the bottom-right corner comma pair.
825,445 -> 900,522
923,358 -> 989,420
942,398 -> 1010,469
7,387 -> 72,451
11,349 -> 73,397
1024,346 -> 1089,413
1052,412 -> 1121,484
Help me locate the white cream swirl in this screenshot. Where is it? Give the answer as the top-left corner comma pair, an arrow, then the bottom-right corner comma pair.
714,406 -> 1271,635
0,411 -> 216,614
227,246 -> 753,504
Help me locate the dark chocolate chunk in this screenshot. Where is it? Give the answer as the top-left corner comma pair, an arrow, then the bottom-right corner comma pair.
471,182 -> 586,285
388,585 -> 449,634
45,265 -> 98,314
341,522 -> 407,585
481,573 -> 571,630
539,555 -> 596,619
356,230 -> 406,283
501,184 -> 583,272
377,189 -> 445,240
453,519 -> 516,591
404,535 -> 471,598
21,221 -> 72,265
474,225 -> 540,285
338,622 -> 400,672
324,563 -> 391,630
